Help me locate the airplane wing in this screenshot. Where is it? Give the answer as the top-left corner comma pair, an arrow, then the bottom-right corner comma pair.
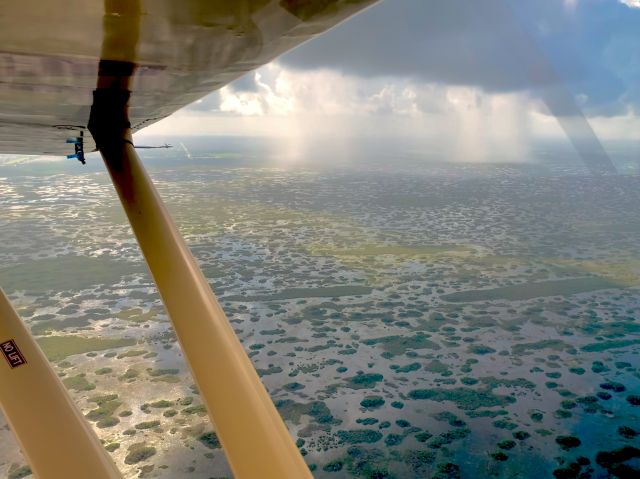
0,0 -> 377,156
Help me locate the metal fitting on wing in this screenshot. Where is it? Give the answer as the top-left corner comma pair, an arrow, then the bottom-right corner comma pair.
65,132 -> 85,164
87,86 -> 132,153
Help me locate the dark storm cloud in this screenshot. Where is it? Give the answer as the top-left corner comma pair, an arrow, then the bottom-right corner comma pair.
279,0 -> 640,116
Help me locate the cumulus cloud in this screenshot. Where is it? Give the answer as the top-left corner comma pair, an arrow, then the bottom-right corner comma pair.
620,0 -> 640,8
189,63 -> 484,119
148,62 -> 541,142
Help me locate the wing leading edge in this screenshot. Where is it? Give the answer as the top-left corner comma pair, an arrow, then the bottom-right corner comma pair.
0,0 -> 378,156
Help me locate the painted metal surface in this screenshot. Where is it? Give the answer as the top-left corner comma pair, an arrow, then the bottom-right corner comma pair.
85,4 -> 314,472
98,129 -> 313,479
0,289 -> 122,479
0,0 -> 377,155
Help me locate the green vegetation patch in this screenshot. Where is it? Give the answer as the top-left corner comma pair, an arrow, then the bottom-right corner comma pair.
224,285 -> 372,302
89,394 -> 119,406
493,419 -> 518,430
581,339 -> 640,352
135,420 -> 160,430
556,435 -> 581,450
592,361 -> 609,373
37,336 -> 135,361
433,462 -> 461,478
467,345 -> 496,355
408,387 -> 515,410
0,255 -> 141,293
360,396 -> 385,409
117,349 -> 147,359
116,308 -> 160,323
479,377 -> 536,390
257,366 -> 283,376
62,373 -> 95,392
148,368 -> 180,377
337,429 -> 383,445
97,417 -> 119,428
346,373 -> 384,389
31,316 -> 91,335
596,446 -> 640,477
85,394 -> 122,422
314,244 -> 470,258
323,459 -> 343,472
283,382 -> 305,392
432,411 -> 466,427
363,332 -> 440,355
151,375 -> 181,384
428,428 -> 471,449
627,395 -> 640,406
618,426 -> 638,439
198,432 -> 221,449
497,440 -> 516,450
8,465 -> 31,479
384,433 -> 404,446
105,443 -> 120,452
119,368 -> 139,381
343,446 -> 393,478
275,399 -> 338,425
424,360 -> 452,376
182,404 -> 207,415
356,418 -> 379,425
442,277 -> 619,302
490,451 -> 508,462
512,340 -> 572,355
404,450 -> 436,476
393,362 -> 421,373
125,443 -> 157,465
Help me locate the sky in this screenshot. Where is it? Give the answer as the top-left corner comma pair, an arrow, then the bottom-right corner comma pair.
138,0 -> 640,163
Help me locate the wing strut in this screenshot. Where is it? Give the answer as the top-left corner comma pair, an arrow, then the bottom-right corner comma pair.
0,289 -> 122,479
89,83 -> 311,479
87,2 -> 311,469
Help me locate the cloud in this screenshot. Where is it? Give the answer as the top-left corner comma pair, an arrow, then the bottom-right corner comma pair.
186,91 -> 221,112
182,0 -> 639,122
620,0 -> 640,8
194,63 -> 455,118
139,0 -> 640,168
279,0 -> 639,116
564,0 -> 579,10
144,63 -> 540,140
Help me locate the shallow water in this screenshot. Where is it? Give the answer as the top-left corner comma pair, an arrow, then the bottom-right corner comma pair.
0,155 -> 639,478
